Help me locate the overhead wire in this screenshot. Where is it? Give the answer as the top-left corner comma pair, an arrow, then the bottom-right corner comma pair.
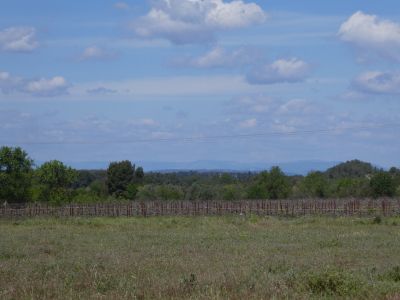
1,122 -> 399,145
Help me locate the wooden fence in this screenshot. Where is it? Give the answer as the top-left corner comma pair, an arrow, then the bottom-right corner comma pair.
1,199 -> 400,218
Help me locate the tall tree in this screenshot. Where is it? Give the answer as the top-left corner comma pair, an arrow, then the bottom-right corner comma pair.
265,166 -> 291,199
301,171 -> 329,198
107,161 -> 135,198
370,171 -> 396,198
135,167 -> 145,182
35,160 -> 77,204
0,146 -> 33,203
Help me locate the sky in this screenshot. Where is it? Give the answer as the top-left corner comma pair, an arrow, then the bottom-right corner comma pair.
0,0 -> 399,168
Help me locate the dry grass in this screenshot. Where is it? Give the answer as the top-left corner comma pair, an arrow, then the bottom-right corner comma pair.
1,215 -> 400,299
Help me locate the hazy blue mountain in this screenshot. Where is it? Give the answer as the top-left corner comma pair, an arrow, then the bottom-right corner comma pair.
62,160 -> 340,175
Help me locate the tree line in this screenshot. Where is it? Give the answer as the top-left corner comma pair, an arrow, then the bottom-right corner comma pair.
1,146 -> 399,204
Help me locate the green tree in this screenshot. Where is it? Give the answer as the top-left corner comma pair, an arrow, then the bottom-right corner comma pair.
266,167 -> 291,199
125,183 -> 139,199
332,178 -> 369,198
183,183 -> 219,201
0,146 -> 33,203
249,167 -> 290,199
73,170 -> 96,188
107,161 -> 135,198
156,184 -> 184,200
246,182 -> 269,199
219,173 -> 236,184
89,180 -> 108,198
135,167 -> 145,182
136,184 -> 157,201
221,184 -> 243,200
389,167 -> 400,176
325,160 -> 376,179
185,183 -> 203,200
301,171 -> 329,198
370,171 -> 396,198
389,167 -> 400,194
35,160 -> 77,204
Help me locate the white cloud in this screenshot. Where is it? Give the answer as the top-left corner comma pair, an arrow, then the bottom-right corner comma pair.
230,95 -> 275,114
0,27 -> 39,52
270,123 -> 296,134
24,77 -> 69,97
352,71 -> 400,95
175,46 -> 260,68
338,11 -> 400,61
0,71 -> 22,93
239,118 -> 257,128
73,75 -> 263,98
79,46 -> 115,61
277,99 -> 316,115
133,0 -> 266,44
246,58 -> 311,84
86,87 -> 117,95
229,95 -> 317,117
0,72 -> 69,97
114,2 -> 130,10
129,118 -> 158,127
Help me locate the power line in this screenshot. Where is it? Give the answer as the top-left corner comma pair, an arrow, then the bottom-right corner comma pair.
2,122 -> 399,146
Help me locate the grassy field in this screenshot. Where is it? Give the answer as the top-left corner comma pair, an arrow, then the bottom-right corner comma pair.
1,216 -> 400,299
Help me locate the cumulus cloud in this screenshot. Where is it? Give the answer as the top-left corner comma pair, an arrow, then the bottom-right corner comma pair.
0,27 -> 39,52
114,2 -> 130,10
0,71 -> 69,97
132,0 -> 266,44
338,11 -> 400,61
352,71 -> 400,95
24,77 -> 69,97
174,46 -> 260,68
246,58 -> 311,84
79,46 -> 116,61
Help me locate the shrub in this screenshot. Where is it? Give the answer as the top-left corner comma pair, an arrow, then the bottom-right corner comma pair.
72,188 -> 102,204
221,184 -> 243,200
124,183 -> 138,200
370,171 -> 396,198
246,183 -> 268,199
372,216 -> 382,224
300,172 -> 329,198
381,266 -> 400,282
305,270 -> 360,296
180,273 -> 197,291
136,184 -> 184,201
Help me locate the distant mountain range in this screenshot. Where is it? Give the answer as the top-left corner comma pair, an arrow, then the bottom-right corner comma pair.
61,160 -> 341,176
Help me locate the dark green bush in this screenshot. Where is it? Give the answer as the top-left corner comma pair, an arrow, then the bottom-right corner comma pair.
381,266 -> 400,282
306,270 -> 360,296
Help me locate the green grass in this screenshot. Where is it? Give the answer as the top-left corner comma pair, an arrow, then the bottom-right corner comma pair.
1,215 -> 400,299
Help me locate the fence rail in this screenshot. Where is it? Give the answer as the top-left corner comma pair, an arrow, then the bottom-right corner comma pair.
1,199 -> 400,218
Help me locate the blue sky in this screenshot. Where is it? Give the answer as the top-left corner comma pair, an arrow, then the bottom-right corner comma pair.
0,0 -> 399,168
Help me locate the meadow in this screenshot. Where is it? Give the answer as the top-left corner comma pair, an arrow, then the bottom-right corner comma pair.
1,215 -> 400,299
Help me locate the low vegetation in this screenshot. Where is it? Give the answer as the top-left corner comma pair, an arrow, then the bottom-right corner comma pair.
1,216 -> 400,299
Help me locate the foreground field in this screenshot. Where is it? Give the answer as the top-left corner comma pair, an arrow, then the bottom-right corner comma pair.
1,216 -> 400,299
